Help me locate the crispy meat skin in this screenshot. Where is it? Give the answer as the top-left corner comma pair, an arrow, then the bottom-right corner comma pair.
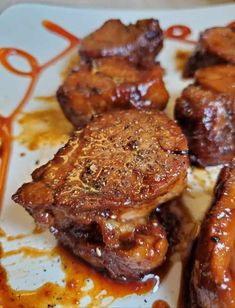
190,162 -> 235,308
13,109 -> 188,279
79,19 -> 163,67
175,65 -> 235,167
57,57 -> 169,128
184,26 -> 235,77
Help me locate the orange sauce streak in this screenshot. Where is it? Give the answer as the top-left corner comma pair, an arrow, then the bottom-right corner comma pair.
165,25 -> 195,44
0,227 -> 6,237
6,233 -> 30,242
152,299 -> 170,308
3,247 -> 51,258
32,225 -> 44,234
35,95 -> 56,103
0,20 -> 79,210
0,243 -> 156,308
175,49 -> 192,72
0,226 -> 44,241
0,197 -> 196,307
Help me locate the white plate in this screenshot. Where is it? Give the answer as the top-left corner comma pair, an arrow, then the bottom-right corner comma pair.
0,3 -> 234,308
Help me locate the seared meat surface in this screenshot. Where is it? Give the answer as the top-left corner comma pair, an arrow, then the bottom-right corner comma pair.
57,19 -> 167,128
190,162 -> 235,308
195,65 -> 235,96
175,65 -> 235,167
13,109 -> 188,280
57,57 -> 169,128
79,19 -> 163,67
184,26 -> 235,77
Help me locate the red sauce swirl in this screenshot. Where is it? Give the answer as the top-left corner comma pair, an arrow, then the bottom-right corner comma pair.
165,25 -> 195,44
0,20 -> 79,210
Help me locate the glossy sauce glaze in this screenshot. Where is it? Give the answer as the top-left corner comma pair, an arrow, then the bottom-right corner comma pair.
0,20 -> 79,210
0,23 -> 195,210
152,299 -> 170,308
0,242 -> 157,308
0,199 -> 197,307
16,103 -> 73,150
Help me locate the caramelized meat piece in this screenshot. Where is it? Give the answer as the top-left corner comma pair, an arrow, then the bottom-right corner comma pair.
13,109 -> 188,280
79,19 -> 163,67
195,65 -> 235,96
175,84 -> 235,167
190,162 -> 235,307
175,64 -> 235,167
184,26 -> 235,77
55,217 -> 168,280
57,57 -> 169,128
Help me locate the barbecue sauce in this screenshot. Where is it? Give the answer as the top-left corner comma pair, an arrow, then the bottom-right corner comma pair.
164,25 -> 195,44
0,20 -> 79,210
175,49 -> 192,71
152,299 -> 170,308
0,199 -> 197,307
0,242 -> 157,308
16,106 -> 73,150
0,20 -> 200,307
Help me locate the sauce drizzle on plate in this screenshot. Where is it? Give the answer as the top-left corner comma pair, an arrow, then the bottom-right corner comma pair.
0,19 -> 200,308
0,20 -> 79,211
0,242 -> 157,308
164,25 -> 195,44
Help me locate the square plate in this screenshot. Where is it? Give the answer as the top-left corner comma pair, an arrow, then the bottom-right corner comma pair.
0,3 -> 234,308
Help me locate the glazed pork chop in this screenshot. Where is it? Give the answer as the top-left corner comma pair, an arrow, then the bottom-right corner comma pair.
79,19 -> 163,67
13,109 -> 188,280
175,65 -> 235,167
184,26 -> 235,77
190,162 -> 235,307
57,57 -> 169,128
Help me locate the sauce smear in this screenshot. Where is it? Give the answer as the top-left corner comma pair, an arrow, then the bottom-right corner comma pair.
0,19 -> 200,308
175,49 -> 192,72
0,243 -> 156,308
0,20 -> 79,210
16,106 -> 73,150
0,195 -> 197,307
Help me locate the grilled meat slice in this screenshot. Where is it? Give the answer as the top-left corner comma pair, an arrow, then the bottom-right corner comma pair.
57,57 -> 169,128
175,84 -> 235,167
13,109 -> 188,279
190,162 -> 235,308
195,65 -> 235,96
184,26 -> 235,77
79,19 -> 163,67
